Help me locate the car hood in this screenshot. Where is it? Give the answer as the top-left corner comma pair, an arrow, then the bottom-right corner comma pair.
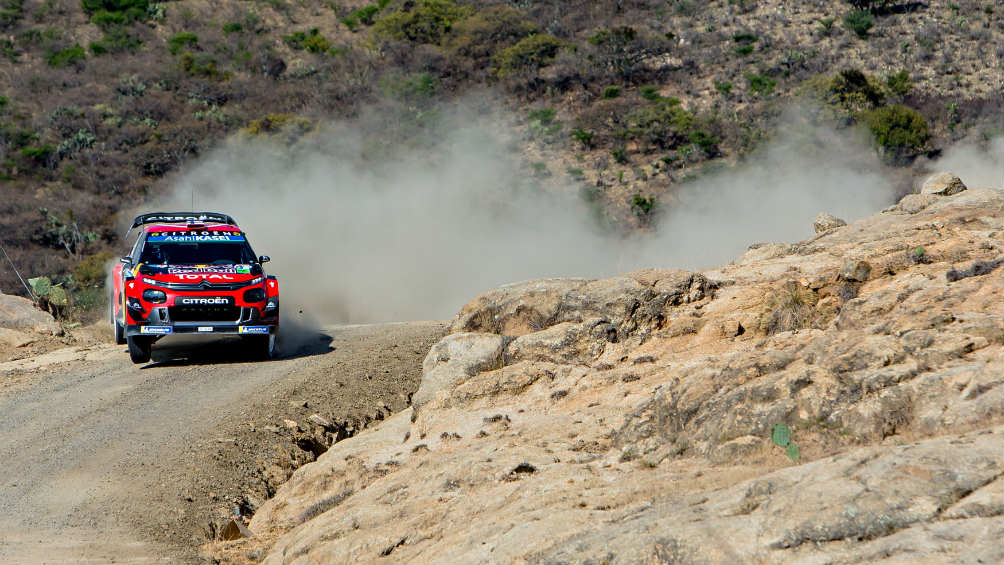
139,263 -> 262,284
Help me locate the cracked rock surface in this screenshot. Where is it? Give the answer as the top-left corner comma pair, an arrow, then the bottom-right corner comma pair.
240,187 -> 1003,564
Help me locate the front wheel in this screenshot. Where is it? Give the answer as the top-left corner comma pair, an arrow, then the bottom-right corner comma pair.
110,297 -> 126,345
244,334 -> 277,360
127,335 -> 152,364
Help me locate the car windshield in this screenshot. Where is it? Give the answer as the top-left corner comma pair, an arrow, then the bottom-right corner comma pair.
140,241 -> 257,265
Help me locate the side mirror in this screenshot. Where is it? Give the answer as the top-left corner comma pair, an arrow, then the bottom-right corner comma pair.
258,255 -> 270,264
120,256 -> 133,265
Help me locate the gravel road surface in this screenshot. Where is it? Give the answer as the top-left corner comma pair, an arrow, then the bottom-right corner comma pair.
0,321 -> 446,563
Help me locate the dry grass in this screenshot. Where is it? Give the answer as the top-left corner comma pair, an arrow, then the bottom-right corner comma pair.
758,280 -> 820,335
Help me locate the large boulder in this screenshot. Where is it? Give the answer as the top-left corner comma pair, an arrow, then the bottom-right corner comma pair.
921,172 -> 967,196
0,293 -> 62,336
813,212 -> 847,233
413,333 -> 505,408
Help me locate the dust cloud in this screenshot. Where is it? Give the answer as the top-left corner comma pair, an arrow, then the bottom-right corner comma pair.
153,107 -> 1000,324
919,136 -> 1004,190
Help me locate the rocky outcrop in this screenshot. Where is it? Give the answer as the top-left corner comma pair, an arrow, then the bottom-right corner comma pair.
244,187 -> 1003,564
0,292 -> 62,336
921,171 -> 967,196
813,212 -> 846,233
413,333 -> 504,408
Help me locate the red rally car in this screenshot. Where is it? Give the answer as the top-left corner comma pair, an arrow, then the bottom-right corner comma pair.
111,212 -> 279,363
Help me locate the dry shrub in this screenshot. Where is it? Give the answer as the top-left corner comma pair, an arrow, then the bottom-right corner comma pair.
758,280 -> 820,335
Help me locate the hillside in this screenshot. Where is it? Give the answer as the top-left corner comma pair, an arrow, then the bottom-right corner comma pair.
1,0 -> 1002,314
218,176 -> 1003,563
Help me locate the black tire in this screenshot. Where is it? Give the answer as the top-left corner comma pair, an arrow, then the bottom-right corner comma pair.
127,336 -> 152,364
110,297 -> 126,345
244,334 -> 277,360
114,319 -> 126,345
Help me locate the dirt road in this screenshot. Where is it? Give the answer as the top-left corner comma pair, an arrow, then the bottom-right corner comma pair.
0,321 -> 446,563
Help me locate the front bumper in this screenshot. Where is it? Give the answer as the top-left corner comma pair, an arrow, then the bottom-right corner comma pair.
126,322 -> 277,337
126,304 -> 277,337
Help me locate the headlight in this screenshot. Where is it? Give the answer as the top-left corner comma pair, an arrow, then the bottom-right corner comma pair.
142,277 -> 160,286
142,289 -> 167,303
243,288 -> 265,303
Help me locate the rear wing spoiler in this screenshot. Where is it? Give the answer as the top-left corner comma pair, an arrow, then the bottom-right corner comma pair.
127,212 -> 238,236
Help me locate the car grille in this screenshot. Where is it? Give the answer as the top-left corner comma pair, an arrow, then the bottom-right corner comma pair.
159,280 -> 250,291
169,305 -> 240,322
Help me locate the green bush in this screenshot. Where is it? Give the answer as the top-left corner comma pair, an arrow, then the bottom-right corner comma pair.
492,33 -> 565,77
444,5 -> 535,60
527,107 -> 562,140
1,37 -> 18,60
527,107 -> 556,124
168,32 -> 198,55
734,44 -> 753,56
688,129 -> 719,154
571,127 -> 594,148
381,72 -> 437,105
843,9 -> 874,38
1,0 -> 25,30
862,104 -> 930,162
631,193 -> 655,217
801,69 -> 885,115
74,250 -> 114,287
341,2 -> 388,29
222,22 -> 242,33
745,72 -> 776,96
603,85 -> 620,99
90,27 -> 142,54
371,0 -> 471,44
179,52 -> 221,78
90,9 -> 127,27
283,28 -> 332,53
639,85 -> 660,101
885,70 -> 911,96
244,113 -> 312,136
22,144 -> 55,165
817,16 -> 837,34
714,80 -> 733,95
46,44 -> 85,67
80,0 -> 148,15
627,97 -> 693,152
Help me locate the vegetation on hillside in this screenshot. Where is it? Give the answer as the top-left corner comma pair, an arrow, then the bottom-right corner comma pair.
0,0 -> 1000,320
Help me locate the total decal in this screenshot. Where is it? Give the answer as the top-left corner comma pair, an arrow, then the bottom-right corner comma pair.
174,273 -> 238,281
168,264 -> 252,275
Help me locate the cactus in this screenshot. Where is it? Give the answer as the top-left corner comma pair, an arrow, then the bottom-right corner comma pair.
786,443 -> 800,461
28,276 -> 52,298
48,285 -> 68,306
26,275 -> 68,308
771,423 -> 791,448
